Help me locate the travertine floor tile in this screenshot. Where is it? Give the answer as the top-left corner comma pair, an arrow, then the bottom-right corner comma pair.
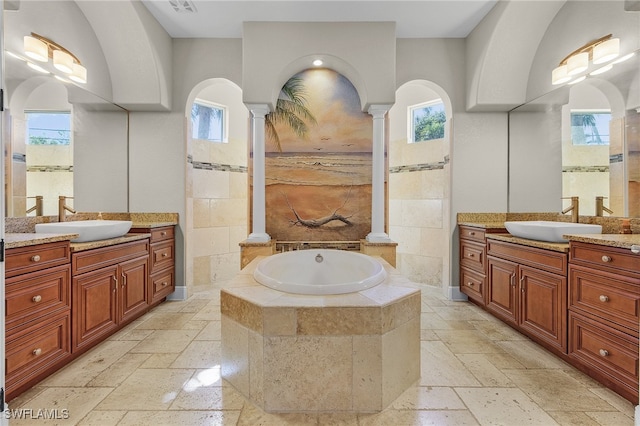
170,383 -> 245,410
133,311 -> 197,329
129,329 -> 200,353
236,402 -> 317,425
420,341 -> 481,386
95,368 -> 196,410
389,386 -> 466,410
77,410 -> 126,426
40,340 -> 138,387
503,369 -> 618,411
170,340 -> 221,369
455,387 -> 559,425
117,410 -> 241,425
86,353 -> 151,387
455,353 -> 515,387
497,340 -> 570,369
8,387 -> 113,425
195,320 -> 222,340
359,409 -> 480,425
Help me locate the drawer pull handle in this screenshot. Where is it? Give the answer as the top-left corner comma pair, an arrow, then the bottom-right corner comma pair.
599,295 -> 609,302
601,255 -> 612,262
162,253 -> 168,257
122,273 -> 127,287
599,349 -> 609,357
161,231 -> 167,236
32,348 -> 42,356
30,255 -> 41,262
161,281 -> 168,287
469,231 -> 475,236
32,295 -> 42,303
467,282 -> 474,287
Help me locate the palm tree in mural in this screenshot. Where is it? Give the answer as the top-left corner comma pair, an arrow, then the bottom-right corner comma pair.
265,76 -> 317,152
191,102 -> 222,140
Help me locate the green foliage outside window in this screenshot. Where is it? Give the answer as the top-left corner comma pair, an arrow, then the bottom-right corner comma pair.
411,101 -> 446,142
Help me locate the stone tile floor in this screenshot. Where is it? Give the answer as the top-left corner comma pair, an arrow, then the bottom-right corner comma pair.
7,283 -> 635,425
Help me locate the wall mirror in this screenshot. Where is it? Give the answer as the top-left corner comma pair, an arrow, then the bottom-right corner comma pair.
3,2 -> 130,218
508,48 -> 639,218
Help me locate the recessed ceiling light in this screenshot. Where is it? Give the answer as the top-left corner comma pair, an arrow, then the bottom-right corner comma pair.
313,59 -> 323,66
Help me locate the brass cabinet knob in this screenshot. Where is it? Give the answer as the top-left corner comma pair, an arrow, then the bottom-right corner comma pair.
601,255 -> 612,262
32,348 -> 42,356
599,295 -> 609,302
160,231 -> 167,236
30,255 -> 41,262
32,295 -> 42,303
599,349 -> 609,357
162,253 -> 168,257
469,231 -> 475,236
467,282 -> 474,286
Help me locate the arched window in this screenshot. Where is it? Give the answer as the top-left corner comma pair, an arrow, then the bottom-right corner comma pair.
408,99 -> 445,143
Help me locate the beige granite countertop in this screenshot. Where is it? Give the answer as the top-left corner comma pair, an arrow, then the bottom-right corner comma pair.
130,222 -> 177,229
459,212 -> 640,252
70,233 -> 151,252
5,233 -> 79,249
485,233 -> 570,253
565,234 -> 640,250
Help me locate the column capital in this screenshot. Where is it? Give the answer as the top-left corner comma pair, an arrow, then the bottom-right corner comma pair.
246,103 -> 271,118
367,104 -> 393,119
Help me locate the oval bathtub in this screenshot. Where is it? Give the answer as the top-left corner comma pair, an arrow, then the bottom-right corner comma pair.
253,249 -> 387,295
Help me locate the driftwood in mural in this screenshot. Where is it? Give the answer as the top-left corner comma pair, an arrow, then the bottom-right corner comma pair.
282,191 -> 353,228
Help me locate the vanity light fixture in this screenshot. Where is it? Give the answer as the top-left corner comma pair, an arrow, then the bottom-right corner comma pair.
23,32 -> 87,83
26,61 -> 49,74
589,64 -> 613,76
551,34 -> 620,85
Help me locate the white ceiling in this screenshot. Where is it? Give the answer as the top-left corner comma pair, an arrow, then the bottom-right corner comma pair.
140,0 -> 498,38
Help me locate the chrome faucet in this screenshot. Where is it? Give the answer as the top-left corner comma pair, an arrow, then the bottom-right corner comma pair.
315,253 -> 324,263
561,196 -> 580,223
595,196 -> 613,217
58,196 -> 76,222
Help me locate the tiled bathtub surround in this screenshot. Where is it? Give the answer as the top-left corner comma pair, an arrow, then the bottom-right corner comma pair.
221,258 -> 421,413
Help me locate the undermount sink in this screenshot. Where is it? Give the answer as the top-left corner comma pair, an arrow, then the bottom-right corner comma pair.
504,220 -> 602,243
35,220 -> 133,243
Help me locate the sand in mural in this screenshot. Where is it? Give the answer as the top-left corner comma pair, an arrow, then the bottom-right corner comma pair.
263,68 -> 373,241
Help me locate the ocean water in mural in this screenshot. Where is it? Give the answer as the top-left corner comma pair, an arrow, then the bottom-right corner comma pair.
263,68 -> 373,241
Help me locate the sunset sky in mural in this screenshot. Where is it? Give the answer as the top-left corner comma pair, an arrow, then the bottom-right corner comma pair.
267,68 -> 373,153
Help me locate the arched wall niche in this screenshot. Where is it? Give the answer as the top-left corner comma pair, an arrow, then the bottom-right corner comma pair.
272,55 -> 367,112
184,78 -> 249,285
389,79 -> 452,289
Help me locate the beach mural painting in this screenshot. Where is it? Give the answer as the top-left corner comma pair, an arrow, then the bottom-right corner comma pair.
262,68 -> 373,241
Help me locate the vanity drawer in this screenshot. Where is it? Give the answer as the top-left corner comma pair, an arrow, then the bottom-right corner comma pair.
150,240 -> 175,272
150,226 -> 174,243
150,268 -> 175,303
6,241 -> 71,278
72,239 -> 149,275
460,267 -> 484,304
570,241 -> 640,276
6,265 -> 71,330
569,311 -> 639,396
460,240 -> 485,272
487,239 -> 567,276
459,226 -> 486,243
569,264 -> 640,334
5,311 -> 71,387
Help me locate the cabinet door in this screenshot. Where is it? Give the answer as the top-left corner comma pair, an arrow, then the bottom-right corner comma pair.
119,256 -> 149,324
73,266 -> 118,352
519,265 -> 567,352
487,256 -> 518,325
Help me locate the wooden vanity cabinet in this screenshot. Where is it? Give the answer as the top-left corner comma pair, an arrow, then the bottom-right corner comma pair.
5,241 -> 72,401
72,239 -> 149,354
486,239 -> 568,355
130,225 -> 175,306
459,225 -> 505,306
568,241 -> 640,402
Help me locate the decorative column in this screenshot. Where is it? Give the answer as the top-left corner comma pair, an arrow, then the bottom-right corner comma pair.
366,105 -> 392,242
246,104 -> 271,242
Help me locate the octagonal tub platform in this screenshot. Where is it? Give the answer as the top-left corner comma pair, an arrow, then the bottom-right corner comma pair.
221,255 -> 421,413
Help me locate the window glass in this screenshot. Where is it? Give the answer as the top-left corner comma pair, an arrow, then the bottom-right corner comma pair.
410,100 -> 446,143
26,111 -> 71,145
570,111 -> 611,145
191,99 -> 226,142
